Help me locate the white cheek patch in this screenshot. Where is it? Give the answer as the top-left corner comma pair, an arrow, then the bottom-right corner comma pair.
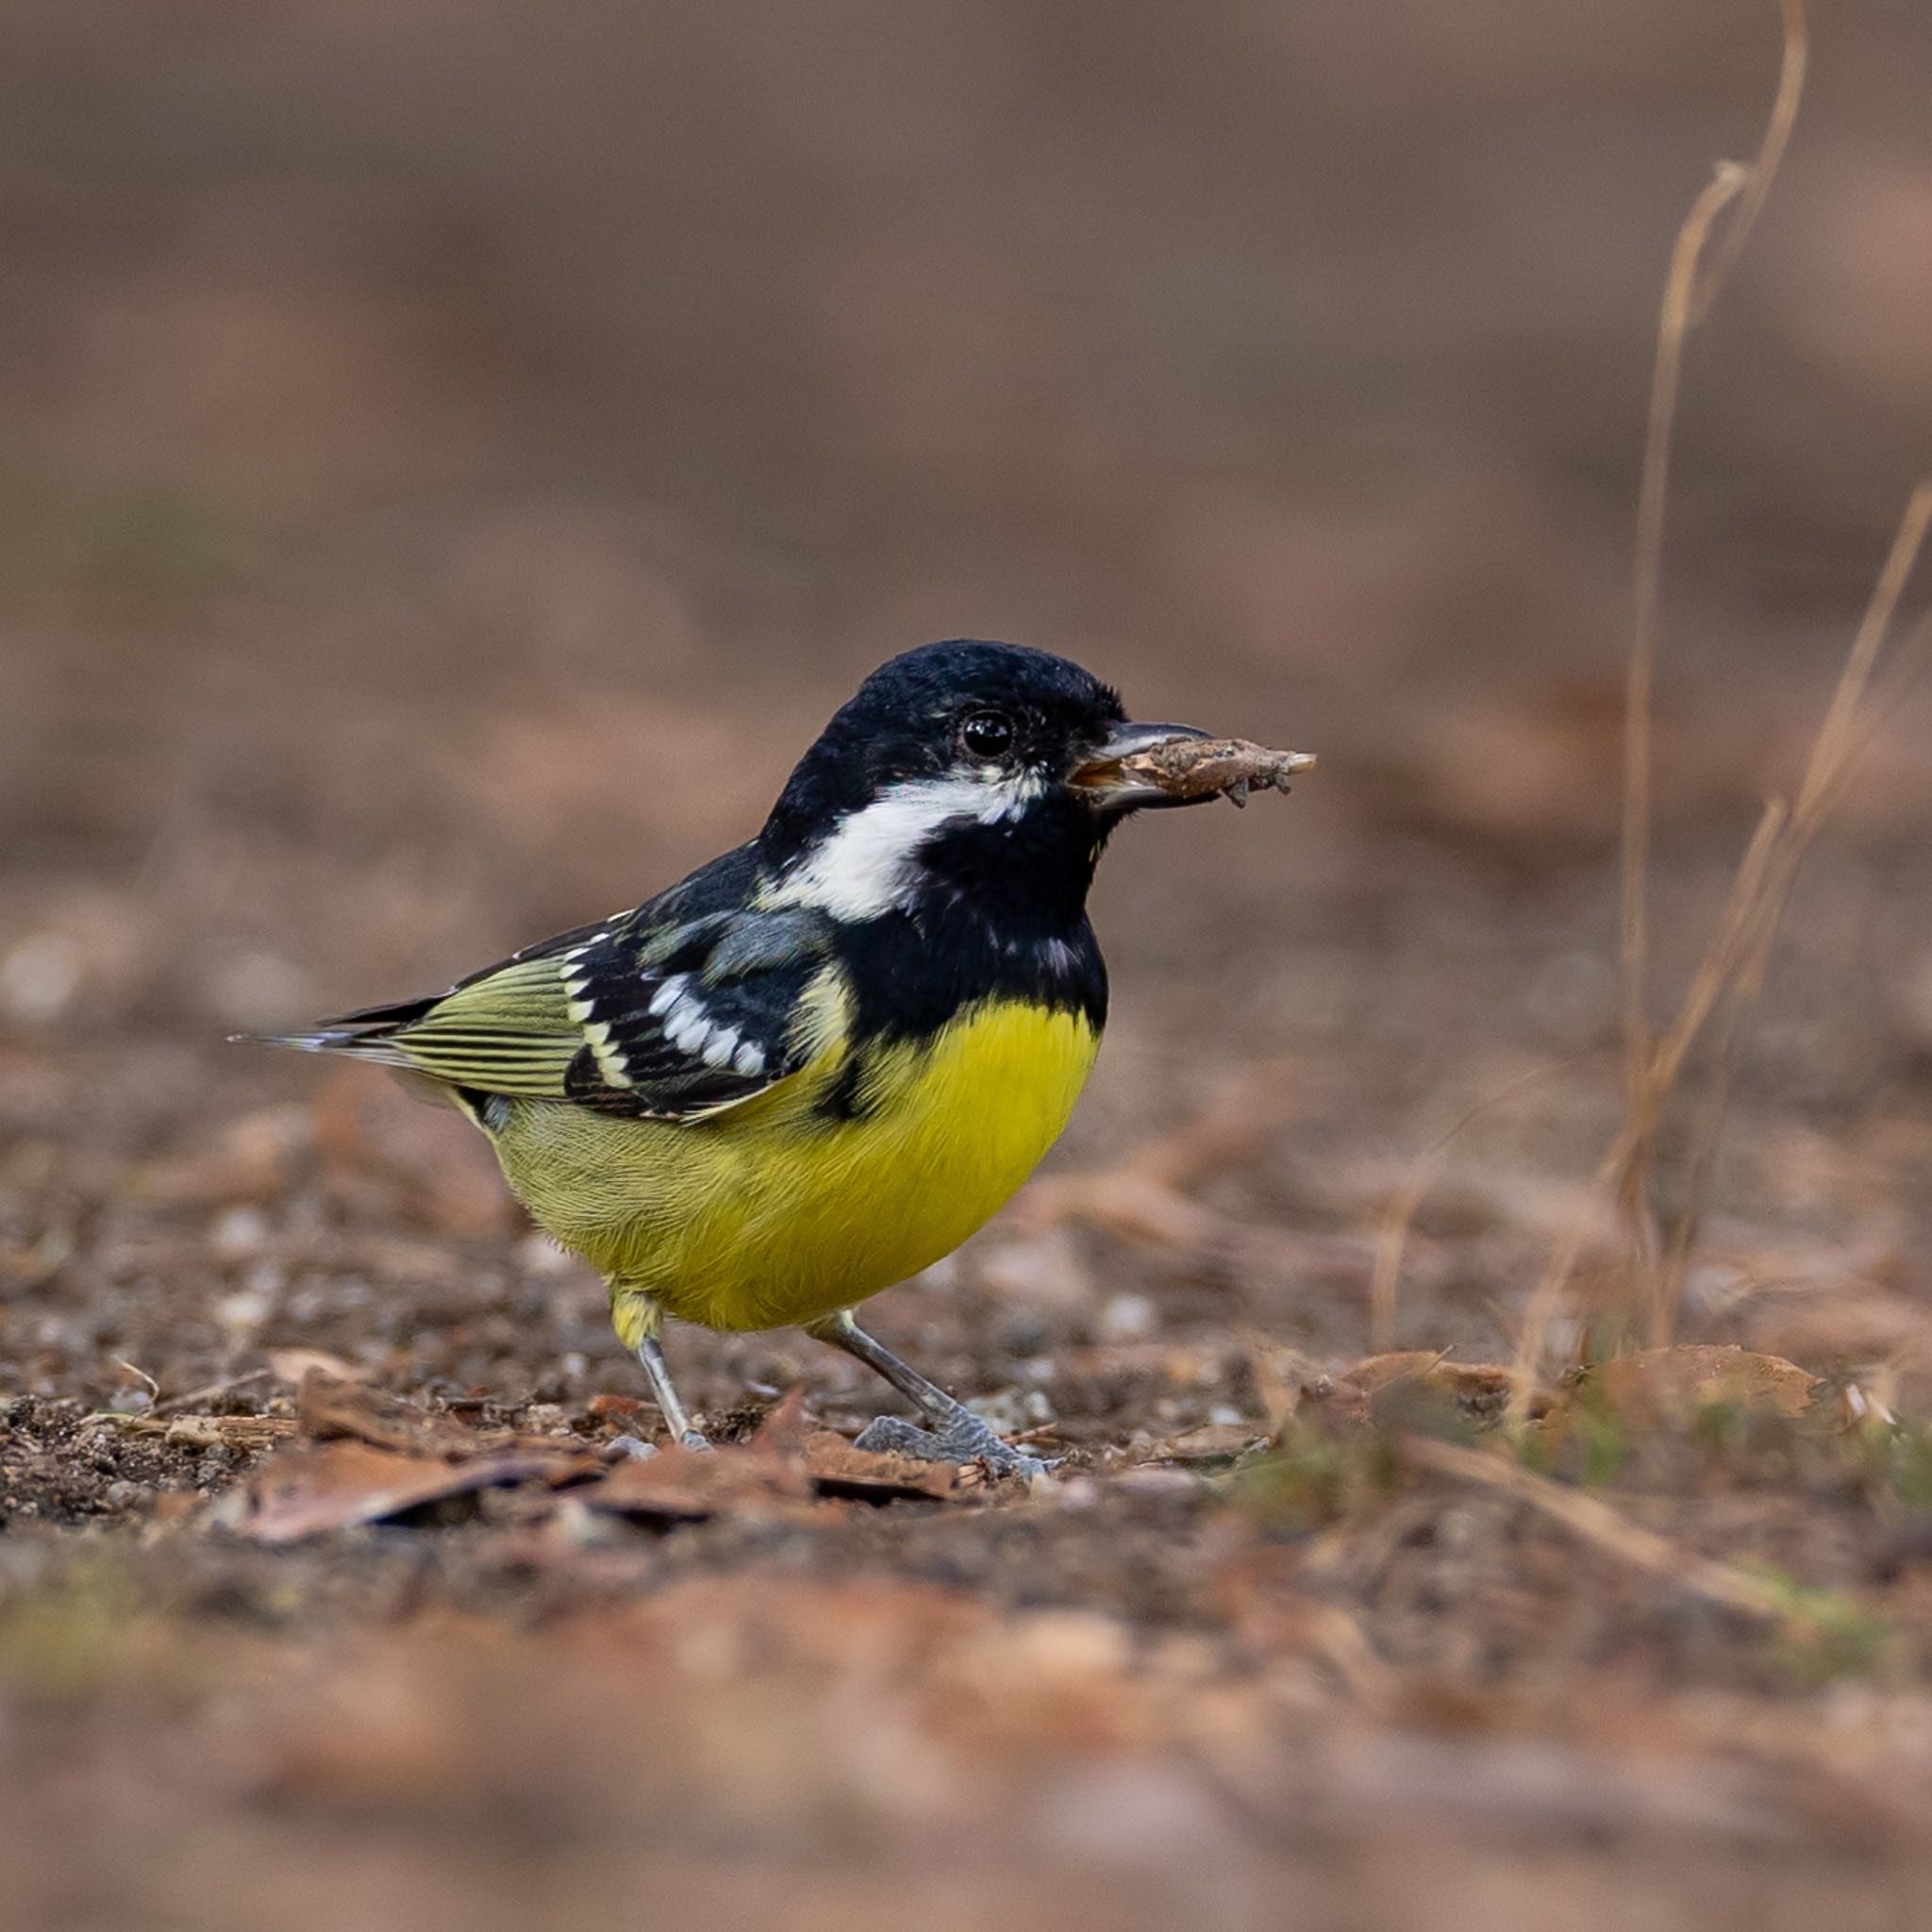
767,769 -> 1046,920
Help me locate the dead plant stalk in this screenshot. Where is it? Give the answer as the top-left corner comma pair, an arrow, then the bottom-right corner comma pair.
1507,2 -> 1932,1408
1512,488 -> 1932,1420
1400,1433 -> 1818,1630
1619,0 -> 1807,1340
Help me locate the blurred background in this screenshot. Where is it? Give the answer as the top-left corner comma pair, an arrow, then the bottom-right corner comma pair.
5,5 -> 1932,1928
9,0 -> 1932,1356
5,0 -> 1930,1042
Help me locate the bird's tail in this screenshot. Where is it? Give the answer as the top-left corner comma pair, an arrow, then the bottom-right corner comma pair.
230,994 -> 438,1067
229,1026 -> 415,1068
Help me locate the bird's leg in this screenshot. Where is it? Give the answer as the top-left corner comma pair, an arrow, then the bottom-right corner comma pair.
806,1309 -> 1051,1479
634,1334 -> 710,1451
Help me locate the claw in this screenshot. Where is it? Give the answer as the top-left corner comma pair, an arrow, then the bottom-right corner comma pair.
854,1413 -> 1055,1480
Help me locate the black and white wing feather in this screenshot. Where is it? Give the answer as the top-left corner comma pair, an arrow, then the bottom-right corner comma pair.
258,858 -> 841,1123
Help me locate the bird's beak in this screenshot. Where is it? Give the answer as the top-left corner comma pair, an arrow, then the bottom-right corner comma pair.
1067,721 -> 1219,810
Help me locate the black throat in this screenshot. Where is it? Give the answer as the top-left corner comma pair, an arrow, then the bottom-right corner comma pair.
832,793 -> 1111,1050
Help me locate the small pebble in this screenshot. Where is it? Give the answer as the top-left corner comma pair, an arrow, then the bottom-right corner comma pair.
216,1286 -> 274,1334
0,934 -> 80,1025
211,1206 -> 271,1260
1111,1468 -> 1199,1499
1096,1293 -> 1156,1342
967,1387 -> 1055,1434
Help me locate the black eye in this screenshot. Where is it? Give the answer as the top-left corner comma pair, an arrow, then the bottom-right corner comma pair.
959,708 -> 1014,759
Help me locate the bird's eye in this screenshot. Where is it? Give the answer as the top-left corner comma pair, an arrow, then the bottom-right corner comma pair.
959,708 -> 1015,759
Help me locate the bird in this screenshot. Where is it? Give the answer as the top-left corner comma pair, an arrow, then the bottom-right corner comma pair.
246,640 -> 1298,1475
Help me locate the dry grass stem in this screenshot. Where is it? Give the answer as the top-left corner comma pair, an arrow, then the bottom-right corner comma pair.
1506,1136 -> 1634,1423
1689,0 -> 1810,323
1647,490 -> 1932,1316
1788,486 -> 1932,834
1368,1056 -> 1599,1354
1400,1433 -> 1810,1629
1517,475 -> 1929,1404
1516,479 -> 1932,1407
1622,165 -> 1747,1077
1822,609 -> 1932,828
1509,803 -> 1787,1414
1654,996 -> 1756,1324
1618,0 -> 1807,1326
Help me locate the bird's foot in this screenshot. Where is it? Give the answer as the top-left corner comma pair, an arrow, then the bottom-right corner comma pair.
854,1411 -> 1055,1480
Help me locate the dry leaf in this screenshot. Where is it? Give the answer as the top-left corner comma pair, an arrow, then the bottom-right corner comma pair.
580,1442 -> 814,1524
798,1430 -> 958,1501
1581,1345 -> 1822,1423
583,1396 -> 957,1520
267,1346 -> 373,1388
240,1441 -> 593,1542
1336,1353 -> 1537,1419
295,1374 -> 484,1456
1158,1423 -> 1270,1462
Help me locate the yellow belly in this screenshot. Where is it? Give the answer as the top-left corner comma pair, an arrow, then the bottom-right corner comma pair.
483,1000 -> 1100,1338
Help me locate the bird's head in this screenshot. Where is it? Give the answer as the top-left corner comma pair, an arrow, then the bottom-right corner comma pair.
757,640 -> 1224,927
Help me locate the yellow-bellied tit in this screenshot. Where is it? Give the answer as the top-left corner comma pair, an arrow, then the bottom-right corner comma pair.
246,641 -> 1309,1474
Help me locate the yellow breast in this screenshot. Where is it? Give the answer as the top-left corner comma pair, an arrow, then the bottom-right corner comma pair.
485,1000 -> 1100,1337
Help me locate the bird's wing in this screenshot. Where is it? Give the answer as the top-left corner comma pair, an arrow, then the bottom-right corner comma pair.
271,899 -> 841,1122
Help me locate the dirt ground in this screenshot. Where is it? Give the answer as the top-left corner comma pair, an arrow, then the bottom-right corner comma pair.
7,6 -> 1932,1929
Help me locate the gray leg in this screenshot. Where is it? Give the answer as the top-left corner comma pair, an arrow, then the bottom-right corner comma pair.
807,1309 -> 1051,1479
634,1335 -> 710,1450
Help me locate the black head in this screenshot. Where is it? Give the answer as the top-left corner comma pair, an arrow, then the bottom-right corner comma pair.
757,640 -> 1211,934
762,641 -> 1130,847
